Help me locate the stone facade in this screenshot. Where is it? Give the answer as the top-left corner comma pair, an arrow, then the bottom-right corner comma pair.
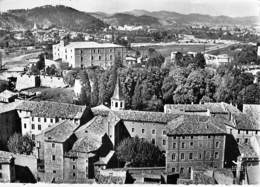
166,135 -> 226,179
53,41 -> 127,69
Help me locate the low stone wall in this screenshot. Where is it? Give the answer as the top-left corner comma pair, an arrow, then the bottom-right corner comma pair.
39,75 -> 66,88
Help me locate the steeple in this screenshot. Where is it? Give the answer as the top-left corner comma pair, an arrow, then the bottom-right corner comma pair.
111,76 -> 125,110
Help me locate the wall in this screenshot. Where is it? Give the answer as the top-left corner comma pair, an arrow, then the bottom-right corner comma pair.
122,121 -> 168,151
15,74 -> 36,91
0,163 -> 12,182
13,153 -> 37,182
166,135 -> 225,179
39,75 -> 66,88
15,74 -> 67,91
43,142 -> 64,183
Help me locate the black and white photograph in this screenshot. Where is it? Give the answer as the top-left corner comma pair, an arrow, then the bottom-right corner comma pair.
0,0 -> 259,185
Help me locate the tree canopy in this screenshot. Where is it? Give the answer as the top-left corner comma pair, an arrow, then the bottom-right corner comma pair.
7,133 -> 35,155
116,136 -> 165,167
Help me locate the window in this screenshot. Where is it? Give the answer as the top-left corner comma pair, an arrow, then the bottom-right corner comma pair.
81,56 -> 83,62
73,165 -> 76,169
142,129 -> 144,133
163,139 -> 166,145
152,129 -> 156,134
73,173 -> 76,177
236,138 -> 239,143
238,130 -> 240,134
191,136 -> 193,139
120,102 -> 123,108
151,139 -> 155,145
32,134 -> 35,140
189,153 -> 193,160
50,119 -> 53,123
172,168 -> 176,173
180,167 -> 184,174
181,142 -> 185,148
188,167 -> 191,173
53,170 -> 56,173
214,152 -> 219,159
132,128 -> 134,132
173,136 -> 176,139
190,142 -> 193,147
0,173 -> 2,178
182,136 -> 185,139
32,117 -> 34,121
24,123 -> 27,129
115,102 -> 118,108
256,131 -> 258,135
32,124 -> 35,129
172,153 -> 176,160
110,55 -> 112,60
93,49 -> 96,53
0,164 -> 2,169
38,125 -> 41,131
52,143 -> 55,148
199,153 -> 202,160
52,155 -> 55,161
245,138 -> 248,144
208,135 -> 211,139
173,143 -> 176,149
215,141 -> 219,148
181,153 -> 185,160
99,56 -> 101,60
38,118 -> 40,122
246,130 -> 248,134
98,49 -> 100,53
91,56 -> 94,60
44,118 -> 46,123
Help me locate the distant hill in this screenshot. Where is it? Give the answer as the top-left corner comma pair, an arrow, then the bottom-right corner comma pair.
0,5 -> 107,32
121,10 -> 258,26
103,13 -> 160,26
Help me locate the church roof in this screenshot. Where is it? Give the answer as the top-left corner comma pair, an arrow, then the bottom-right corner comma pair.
111,76 -> 124,100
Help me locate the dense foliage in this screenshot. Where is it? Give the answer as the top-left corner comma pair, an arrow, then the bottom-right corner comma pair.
116,136 -> 165,167
7,133 -> 35,155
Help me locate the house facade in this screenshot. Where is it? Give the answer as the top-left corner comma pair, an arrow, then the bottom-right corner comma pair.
16,101 -> 91,140
165,115 -> 235,179
53,41 -> 127,69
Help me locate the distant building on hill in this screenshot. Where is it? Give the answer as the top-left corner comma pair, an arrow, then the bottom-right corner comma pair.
52,41 -> 127,69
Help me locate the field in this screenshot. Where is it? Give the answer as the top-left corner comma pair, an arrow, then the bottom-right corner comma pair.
134,44 -> 215,57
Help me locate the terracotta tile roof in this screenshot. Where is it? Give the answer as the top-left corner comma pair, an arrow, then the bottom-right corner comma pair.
91,104 -> 111,116
72,115 -> 109,153
16,100 -> 86,119
0,90 -> 18,99
0,100 -> 23,114
111,110 -> 183,123
44,120 -> 79,143
167,115 -> 228,135
0,151 -> 14,163
165,102 -> 241,114
232,113 -> 258,130
238,143 -> 258,158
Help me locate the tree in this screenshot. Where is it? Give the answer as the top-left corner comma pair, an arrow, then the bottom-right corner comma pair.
7,133 -> 35,155
79,70 -> 91,106
36,54 -> 45,71
131,79 -> 143,110
162,76 -> 177,103
64,70 -> 77,86
194,53 -> 206,69
175,52 -> 184,66
116,136 -> 165,167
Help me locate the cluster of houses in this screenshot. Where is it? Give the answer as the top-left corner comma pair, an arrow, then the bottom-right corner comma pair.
0,76 -> 259,184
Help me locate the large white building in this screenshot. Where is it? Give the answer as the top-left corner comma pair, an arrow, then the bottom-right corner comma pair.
52,41 -> 127,69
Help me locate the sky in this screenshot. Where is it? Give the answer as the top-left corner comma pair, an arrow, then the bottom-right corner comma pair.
0,0 -> 259,17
